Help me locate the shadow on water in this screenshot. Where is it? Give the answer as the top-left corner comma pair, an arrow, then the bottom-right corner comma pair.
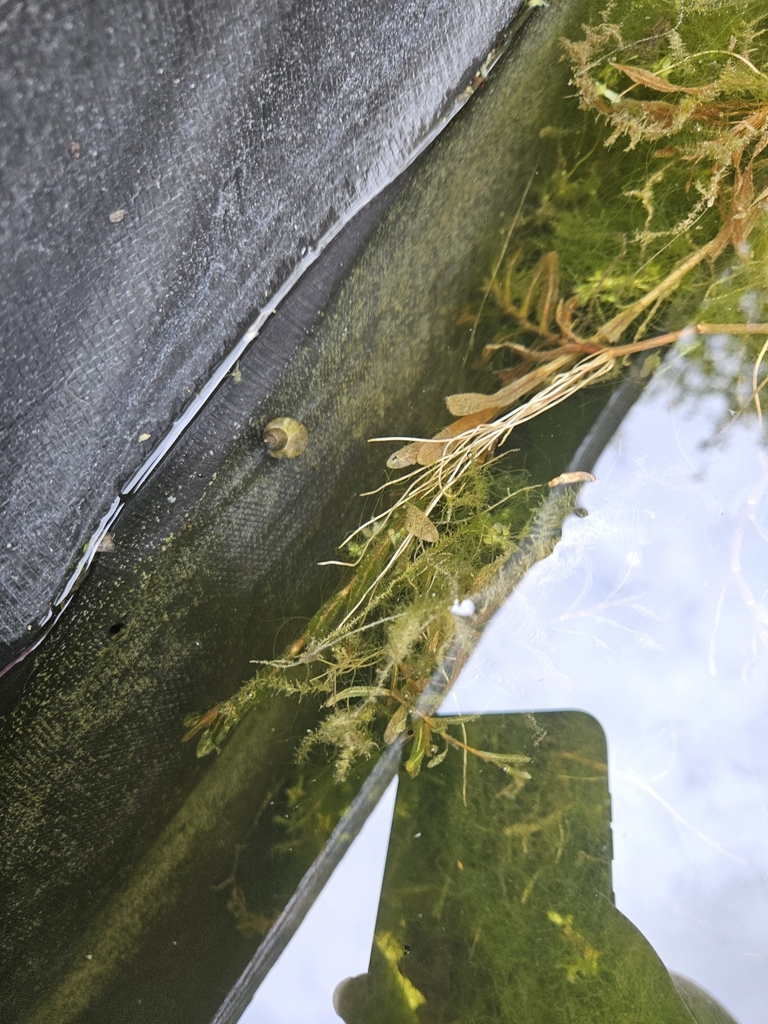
332,713 -> 739,1024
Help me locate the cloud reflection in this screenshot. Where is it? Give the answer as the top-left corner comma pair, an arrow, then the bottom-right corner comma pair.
448,365 -> 768,1024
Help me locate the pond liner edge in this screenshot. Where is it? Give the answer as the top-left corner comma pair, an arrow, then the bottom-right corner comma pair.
0,1 -> 541,679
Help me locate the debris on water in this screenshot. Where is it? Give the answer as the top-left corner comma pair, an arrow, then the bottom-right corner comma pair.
451,598 -> 476,618
548,472 -> 596,488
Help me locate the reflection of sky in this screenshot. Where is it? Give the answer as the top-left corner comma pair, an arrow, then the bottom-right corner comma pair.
240,354 -> 768,1023
445,362 -> 768,1024
240,780 -> 397,1023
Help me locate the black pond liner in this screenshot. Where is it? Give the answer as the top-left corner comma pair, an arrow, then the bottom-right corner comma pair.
0,0 -> 530,661
0,1 -> 635,1021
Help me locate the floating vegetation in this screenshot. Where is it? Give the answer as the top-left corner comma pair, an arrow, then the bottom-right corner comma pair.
184,0 -> 768,780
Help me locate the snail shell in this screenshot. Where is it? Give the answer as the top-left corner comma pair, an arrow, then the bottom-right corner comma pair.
263,417 -> 308,459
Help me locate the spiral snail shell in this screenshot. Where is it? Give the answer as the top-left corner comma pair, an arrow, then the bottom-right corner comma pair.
262,417 -> 308,459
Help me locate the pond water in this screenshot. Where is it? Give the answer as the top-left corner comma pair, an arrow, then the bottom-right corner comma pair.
243,342 -> 767,1024
5,3 -> 767,1021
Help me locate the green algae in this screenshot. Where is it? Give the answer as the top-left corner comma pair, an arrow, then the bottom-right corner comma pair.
12,1 -> 768,1019
334,713 -> 730,1024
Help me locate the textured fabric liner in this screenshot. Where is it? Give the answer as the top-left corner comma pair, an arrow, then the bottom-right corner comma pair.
0,0 -> 522,659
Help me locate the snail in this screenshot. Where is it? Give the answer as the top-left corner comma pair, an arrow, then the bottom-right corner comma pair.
262,417 -> 308,459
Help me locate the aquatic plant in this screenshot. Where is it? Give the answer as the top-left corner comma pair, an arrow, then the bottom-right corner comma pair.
446,0 -> 768,444
184,454 -> 546,780
184,0 -> 768,779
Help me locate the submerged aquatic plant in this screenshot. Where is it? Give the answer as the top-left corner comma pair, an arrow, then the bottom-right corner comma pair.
184,456 -> 545,780
185,0 -> 768,779
434,0 -> 768,453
